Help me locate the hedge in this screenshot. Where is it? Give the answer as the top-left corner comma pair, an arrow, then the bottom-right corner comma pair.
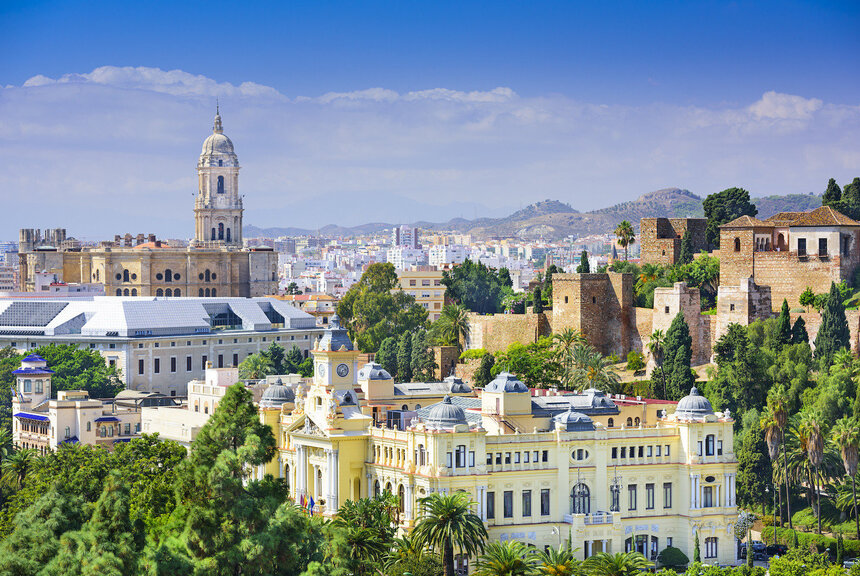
459,349 -> 489,361
762,526 -> 860,557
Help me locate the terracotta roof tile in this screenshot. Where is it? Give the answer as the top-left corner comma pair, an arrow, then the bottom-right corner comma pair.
788,206 -> 860,227
720,215 -> 770,228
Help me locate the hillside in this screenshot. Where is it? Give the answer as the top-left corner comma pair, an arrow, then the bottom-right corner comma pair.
245,188 -> 824,241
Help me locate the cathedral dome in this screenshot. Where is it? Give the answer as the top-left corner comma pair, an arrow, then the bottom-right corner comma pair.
674,387 -> 715,421
199,109 -> 238,164
259,378 -> 295,408
424,396 -> 468,430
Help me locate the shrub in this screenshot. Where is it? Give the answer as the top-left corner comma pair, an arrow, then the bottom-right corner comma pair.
626,351 -> 646,371
460,348 -> 488,361
658,546 -> 689,569
607,353 -> 621,364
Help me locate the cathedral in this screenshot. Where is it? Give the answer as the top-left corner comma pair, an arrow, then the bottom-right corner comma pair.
18,110 -> 278,297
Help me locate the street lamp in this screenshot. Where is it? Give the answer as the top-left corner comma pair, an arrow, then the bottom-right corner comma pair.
609,465 -> 622,512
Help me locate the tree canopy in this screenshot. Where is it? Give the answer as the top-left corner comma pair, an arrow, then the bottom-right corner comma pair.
441,259 -> 509,315
702,187 -> 758,249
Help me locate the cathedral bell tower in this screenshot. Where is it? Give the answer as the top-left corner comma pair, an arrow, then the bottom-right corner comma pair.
194,106 -> 243,246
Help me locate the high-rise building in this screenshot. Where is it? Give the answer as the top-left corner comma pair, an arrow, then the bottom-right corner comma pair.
391,225 -> 419,249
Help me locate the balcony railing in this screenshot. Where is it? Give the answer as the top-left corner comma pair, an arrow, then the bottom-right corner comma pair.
563,511 -> 615,525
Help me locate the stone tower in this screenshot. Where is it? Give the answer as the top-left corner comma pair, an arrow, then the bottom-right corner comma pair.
194,106 -> 243,246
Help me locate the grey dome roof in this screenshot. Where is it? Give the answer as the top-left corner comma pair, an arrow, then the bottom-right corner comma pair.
553,410 -> 594,432
424,396 -> 468,429
675,387 -> 714,420
485,372 -> 528,393
444,375 -> 471,394
259,379 -> 295,408
358,362 -> 392,381
199,112 -> 238,165
317,315 -> 354,352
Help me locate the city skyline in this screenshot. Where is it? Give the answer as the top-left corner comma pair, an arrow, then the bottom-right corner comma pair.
1,1 -> 858,238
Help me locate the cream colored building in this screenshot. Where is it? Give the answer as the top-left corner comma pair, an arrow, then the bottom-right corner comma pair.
258,319 -> 740,569
11,354 -> 175,452
397,268 -> 445,321
18,110 -> 278,298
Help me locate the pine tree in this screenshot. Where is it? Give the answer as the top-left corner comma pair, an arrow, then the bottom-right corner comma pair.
285,345 -> 304,373
776,299 -> 792,349
474,354 -> 495,387
737,424 -> 772,515
410,329 -> 436,382
533,286 -> 543,314
814,282 -> 851,364
376,337 -> 398,379
397,332 -> 413,383
791,316 -> 809,345
576,251 -> 590,273
678,229 -> 694,265
265,343 -> 286,373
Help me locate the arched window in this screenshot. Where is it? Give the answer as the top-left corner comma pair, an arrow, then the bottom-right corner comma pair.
218,223 -> 224,240
123,289 -> 130,296
418,444 -> 426,466
211,228 -> 216,241
415,404 -> 421,410
734,237 -> 741,252
204,403 -> 209,414
108,427 -> 114,437
285,464 -> 290,494
116,288 -> 122,296
123,269 -> 130,282
174,288 -> 181,297
100,426 -> 107,437
626,417 -> 633,427
165,288 -> 172,297
131,288 -> 137,296
398,484 -> 405,513
608,418 -> 614,428
95,270 -> 100,281
705,434 -> 715,456
634,417 -> 640,426
218,159 -> 223,167
156,289 -> 163,297
217,175 -> 225,193
205,269 -> 211,282
205,288 -> 210,297
226,228 -> 231,242
199,288 -> 204,296
211,288 -> 216,297
165,269 -> 172,282
401,404 -> 408,411
374,480 -> 381,497
385,482 -> 393,494
570,483 -> 590,514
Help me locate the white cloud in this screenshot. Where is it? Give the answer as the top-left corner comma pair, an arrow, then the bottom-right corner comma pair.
748,90 -> 823,120
0,66 -> 858,238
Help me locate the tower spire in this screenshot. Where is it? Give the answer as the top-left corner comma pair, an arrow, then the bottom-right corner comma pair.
213,100 -> 223,134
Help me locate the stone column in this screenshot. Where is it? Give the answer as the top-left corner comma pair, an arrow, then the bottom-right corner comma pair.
724,473 -> 730,507
602,539 -> 609,554
405,484 -> 414,520
365,473 -> 372,499
278,456 -> 284,479
325,449 -> 332,504
690,475 -> 696,509
331,450 -> 340,511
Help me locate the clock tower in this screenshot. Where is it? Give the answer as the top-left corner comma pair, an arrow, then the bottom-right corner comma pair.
312,315 -> 359,392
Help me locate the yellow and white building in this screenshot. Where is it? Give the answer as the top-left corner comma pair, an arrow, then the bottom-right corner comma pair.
396,268 -> 445,321
261,319 -> 740,568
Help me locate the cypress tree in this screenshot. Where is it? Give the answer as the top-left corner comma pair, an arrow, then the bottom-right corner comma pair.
823,177 -> 843,207
576,251 -> 590,273
814,282 -> 850,364
776,299 -> 792,348
668,345 -> 695,400
285,345 -> 304,373
791,316 -> 809,345
397,332 -> 413,383
474,354 -> 495,387
737,424 -> 772,515
265,343 -> 286,373
664,312 -> 693,398
410,329 -> 436,382
838,531 -> 845,565
533,286 -> 543,314
678,229 -> 694,265
693,533 -> 701,563
376,337 -> 398,379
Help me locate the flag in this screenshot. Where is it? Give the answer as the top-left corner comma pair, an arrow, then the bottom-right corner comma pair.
299,493 -> 305,508
308,496 -> 315,516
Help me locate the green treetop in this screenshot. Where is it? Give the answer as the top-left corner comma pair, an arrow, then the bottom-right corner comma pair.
376,336 -> 399,379
397,331 -> 413,383
737,422 -> 773,516
678,229 -> 694,265
702,187 -> 758,249
776,299 -> 792,348
814,282 -> 851,365
576,251 -> 590,273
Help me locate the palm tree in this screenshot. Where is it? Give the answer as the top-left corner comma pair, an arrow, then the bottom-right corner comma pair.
760,405 -> 783,535
768,386 -> 793,529
796,411 -> 826,534
475,541 -> 538,576
646,329 -> 667,399
832,417 -> 860,538
537,545 -> 580,576
385,535 -> 425,572
569,343 -> 621,394
437,304 -> 471,353
332,521 -> 389,576
237,353 -> 273,380
1,448 -> 37,491
412,491 -> 488,576
554,329 -> 585,388
0,428 -> 12,463
582,551 -> 652,576
614,221 -> 636,261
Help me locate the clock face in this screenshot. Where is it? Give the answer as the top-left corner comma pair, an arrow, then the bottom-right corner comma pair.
317,363 -> 326,377
336,363 -> 349,378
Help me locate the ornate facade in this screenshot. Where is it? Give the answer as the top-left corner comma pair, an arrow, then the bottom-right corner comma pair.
259,319 -> 740,568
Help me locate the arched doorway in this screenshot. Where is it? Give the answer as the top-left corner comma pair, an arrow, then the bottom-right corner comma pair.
570,483 -> 590,514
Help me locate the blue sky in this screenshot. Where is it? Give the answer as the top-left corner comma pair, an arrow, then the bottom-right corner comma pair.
1,1 -> 859,237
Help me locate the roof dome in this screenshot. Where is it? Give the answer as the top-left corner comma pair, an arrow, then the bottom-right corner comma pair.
317,314 -> 354,352
424,396 -> 468,430
358,362 -> 392,381
553,410 -> 594,432
444,375 -> 471,394
485,372 -> 528,393
199,109 -> 238,165
259,378 -> 295,408
674,387 -> 714,421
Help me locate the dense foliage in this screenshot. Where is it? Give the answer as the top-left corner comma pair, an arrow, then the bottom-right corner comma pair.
441,259 -> 511,314
702,187 -> 758,249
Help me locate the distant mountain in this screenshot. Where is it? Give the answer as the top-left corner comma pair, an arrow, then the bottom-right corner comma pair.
244,188 -> 824,241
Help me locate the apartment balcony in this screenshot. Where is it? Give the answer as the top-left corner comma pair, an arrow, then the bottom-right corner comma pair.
563,511 -> 619,528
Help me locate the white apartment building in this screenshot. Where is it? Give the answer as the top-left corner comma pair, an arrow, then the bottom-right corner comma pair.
391,225 -> 419,249
387,247 -> 427,270
0,297 -> 322,396
429,245 -> 468,267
